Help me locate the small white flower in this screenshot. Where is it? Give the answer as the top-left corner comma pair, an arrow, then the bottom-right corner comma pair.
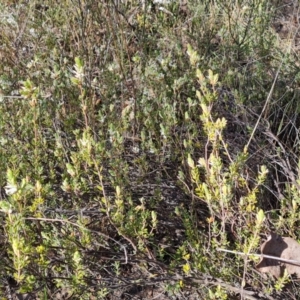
132,146 -> 140,154
29,28 -> 36,37
4,183 -> 17,195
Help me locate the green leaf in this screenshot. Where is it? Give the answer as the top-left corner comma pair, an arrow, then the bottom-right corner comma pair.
256,209 -> 265,225
66,163 -> 76,177
116,186 -> 121,197
182,263 -> 190,274
186,44 -> 199,66
0,201 -> 12,214
75,56 -> 84,68
73,250 -> 82,264
187,154 -> 195,169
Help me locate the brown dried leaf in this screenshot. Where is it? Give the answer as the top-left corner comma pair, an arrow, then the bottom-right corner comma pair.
256,232 -> 300,279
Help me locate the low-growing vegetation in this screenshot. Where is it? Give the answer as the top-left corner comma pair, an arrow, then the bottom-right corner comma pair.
0,0 -> 300,299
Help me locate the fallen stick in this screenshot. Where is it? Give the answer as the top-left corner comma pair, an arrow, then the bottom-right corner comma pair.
217,248 -> 300,266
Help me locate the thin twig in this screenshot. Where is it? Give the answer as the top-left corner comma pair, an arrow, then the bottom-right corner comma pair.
217,248 -> 300,266
245,63 -> 281,151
